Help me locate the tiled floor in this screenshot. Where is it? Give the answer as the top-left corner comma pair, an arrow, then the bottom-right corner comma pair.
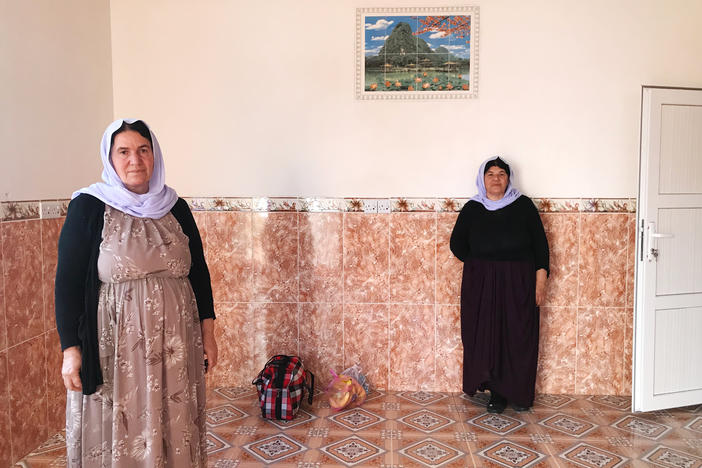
17,388 -> 702,467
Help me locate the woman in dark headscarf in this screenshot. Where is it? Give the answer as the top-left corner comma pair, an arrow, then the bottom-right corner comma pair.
450,156 -> 548,413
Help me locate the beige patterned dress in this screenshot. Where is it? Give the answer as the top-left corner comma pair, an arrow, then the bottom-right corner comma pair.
66,206 -> 207,467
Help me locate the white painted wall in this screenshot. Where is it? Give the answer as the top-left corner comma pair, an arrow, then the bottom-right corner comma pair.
4,1 -> 701,200
0,0 -> 114,201
109,0 -> 702,198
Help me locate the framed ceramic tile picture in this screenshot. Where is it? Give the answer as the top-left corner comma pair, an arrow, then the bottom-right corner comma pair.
356,6 -> 479,100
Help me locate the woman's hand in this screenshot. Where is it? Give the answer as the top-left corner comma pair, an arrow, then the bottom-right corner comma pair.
201,318 -> 218,372
535,268 -> 548,306
61,346 -> 83,392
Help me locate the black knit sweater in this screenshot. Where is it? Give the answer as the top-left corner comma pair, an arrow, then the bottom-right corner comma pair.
450,195 -> 549,274
55,194 -> 215,394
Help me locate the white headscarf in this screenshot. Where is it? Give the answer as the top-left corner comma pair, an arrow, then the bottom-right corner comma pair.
470,156 -> 522,211
73,118 -> 178,218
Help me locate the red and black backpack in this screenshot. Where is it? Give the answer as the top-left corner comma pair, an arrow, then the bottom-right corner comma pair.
252,355 -> 314,420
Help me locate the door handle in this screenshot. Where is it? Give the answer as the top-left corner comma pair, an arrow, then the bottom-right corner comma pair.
650,232 -> 674,238
646,222 -> 674,262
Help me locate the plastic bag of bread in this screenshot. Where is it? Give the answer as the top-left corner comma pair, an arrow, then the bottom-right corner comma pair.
327,365 -> 368,411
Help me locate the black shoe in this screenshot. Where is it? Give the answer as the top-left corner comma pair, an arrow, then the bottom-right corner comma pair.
512,404 -> 530,412
487,392 -> 507,414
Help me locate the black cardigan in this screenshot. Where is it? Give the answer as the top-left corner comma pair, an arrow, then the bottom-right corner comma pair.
55,194 -> 215,395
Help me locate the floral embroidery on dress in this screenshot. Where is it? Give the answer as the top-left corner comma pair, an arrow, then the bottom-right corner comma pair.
66,206 -> 207,467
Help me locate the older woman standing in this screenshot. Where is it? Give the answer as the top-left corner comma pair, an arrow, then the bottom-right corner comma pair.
450,156 -> 548,413
55,119 -> 218,467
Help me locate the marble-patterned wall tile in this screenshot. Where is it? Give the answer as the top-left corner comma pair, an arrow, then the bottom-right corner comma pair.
0,350 -> 10,467
252,303 -> 299,373
191,212 -> 208,257
8,335 -> 48,463
436,213 -> 462,305
436,305 -> 462,392
344,304 -> 389,390
541,214 -> 579,307
299,303 -> 344,389
207,212 -> 252,303
0,236 -> 6,352
41,218 -> 63,332
575,307 -> 626,394
343,214 -> 389,303
252,213 -> 298,303
389,213 -> 436,304
44,331 -> 65,434
298,213 -> 343,303
389,305 -> 435,391
626,214 -> 636,308
208,303 -> 254,388
578,214 -> 628,307
621,307 -> 633,395
536,306 -> 577,394
2,220 -> 43,346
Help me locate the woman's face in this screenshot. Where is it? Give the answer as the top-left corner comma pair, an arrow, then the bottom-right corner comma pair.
111,130 -> 154,194
484,165 -> 509,200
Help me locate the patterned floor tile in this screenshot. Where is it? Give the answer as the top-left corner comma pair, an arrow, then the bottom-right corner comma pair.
459,391 -> 491,407
215,387 -> 258,401
679,405 -> 702,414
398,409 -> 456,433
207,404 -> 249,426
27,432 -> 66,456
397,390 -> 449,406
365,388 -> 385,402
468,413 -> 526,436
587,395 -> 631,411
534,394 -> 576,409
560,442 -> 628,468
686,416 -> 702,434
24,388 -> 702,468
328,407 -> 385,431
242,433 -> 307,463
264,409 -> 318,430
477,440 -> 546,467
398,437 -> 466,466
642,445 -> 702,467
206,431 -> 234,455
539,413 -> 598,438
210,459 -> 241,468
612,415 -> 672,440
320,435 -> 386,466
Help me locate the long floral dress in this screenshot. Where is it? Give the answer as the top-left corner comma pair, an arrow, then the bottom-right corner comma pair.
65,206 -> 207,467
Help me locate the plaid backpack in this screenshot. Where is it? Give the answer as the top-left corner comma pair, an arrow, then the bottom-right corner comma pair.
252,355 -> 314,420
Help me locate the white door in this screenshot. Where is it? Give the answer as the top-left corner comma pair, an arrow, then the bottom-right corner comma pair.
633,86 -> 702,412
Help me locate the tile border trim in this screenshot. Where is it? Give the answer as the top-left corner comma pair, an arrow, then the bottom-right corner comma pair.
1,197 -> 637,221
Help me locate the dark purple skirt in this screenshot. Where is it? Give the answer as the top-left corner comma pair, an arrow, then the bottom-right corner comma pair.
460,258 -> 539,407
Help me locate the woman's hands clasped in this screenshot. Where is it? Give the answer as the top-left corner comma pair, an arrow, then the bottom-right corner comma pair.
62,346 -> 83,392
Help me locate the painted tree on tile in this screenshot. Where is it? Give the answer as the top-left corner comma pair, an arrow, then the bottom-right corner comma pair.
413,15 -> 471,41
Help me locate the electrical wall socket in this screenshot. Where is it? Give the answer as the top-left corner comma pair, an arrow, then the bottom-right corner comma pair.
362,199 -> 378,213
377,199 -> 390,213
40,201 -> 62,219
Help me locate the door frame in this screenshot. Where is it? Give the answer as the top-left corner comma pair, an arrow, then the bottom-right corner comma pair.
633,85 -> 702,412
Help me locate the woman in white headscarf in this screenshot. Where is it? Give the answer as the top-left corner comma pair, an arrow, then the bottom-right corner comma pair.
450,156 -> 549,414
55,119 -> 217,467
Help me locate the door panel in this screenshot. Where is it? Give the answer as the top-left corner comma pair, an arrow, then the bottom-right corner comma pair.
653,307 -> 702,395
656,208 -> 702,295
633,87 -> 702,412
659,104 -> 702,193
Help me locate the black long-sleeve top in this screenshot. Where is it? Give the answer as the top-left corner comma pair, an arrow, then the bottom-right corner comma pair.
55,193 -> 215,394
450,195 -> 549,274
